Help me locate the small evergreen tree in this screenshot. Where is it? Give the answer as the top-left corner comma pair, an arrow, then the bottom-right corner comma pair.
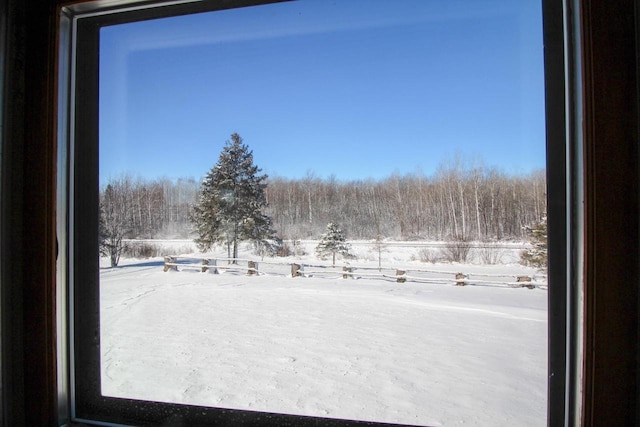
520,215 -> 547,269
316,222 -> 352,266
191,133 -> 277,261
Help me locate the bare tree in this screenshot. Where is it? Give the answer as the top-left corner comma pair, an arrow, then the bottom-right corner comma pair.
100,181 -> 132,267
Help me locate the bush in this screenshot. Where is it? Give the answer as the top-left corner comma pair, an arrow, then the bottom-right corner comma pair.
122,242 -> 195,259
417,248 -> 443,263
477,243 -> 505,265
253,238 -> 284,259
442,238 -> 471,263
291,240 -> 306,256
277,239 -> 306,257
123,242 -> 161,258
277,241 -> 293,257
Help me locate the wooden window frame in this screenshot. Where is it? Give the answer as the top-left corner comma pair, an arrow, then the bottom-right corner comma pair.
1,0 -> 638,425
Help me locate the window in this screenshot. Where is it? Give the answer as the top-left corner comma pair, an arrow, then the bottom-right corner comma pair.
57,0 -> 577,425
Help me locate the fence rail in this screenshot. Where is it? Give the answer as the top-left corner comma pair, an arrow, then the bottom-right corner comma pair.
163,256 -> 546,289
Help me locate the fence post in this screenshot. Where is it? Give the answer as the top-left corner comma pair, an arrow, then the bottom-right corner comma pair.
343,266 -> 353,279
207,259 -> 218,274
455,273 -> 467,286
517,275 -> 534,289
396,269 -> 406,283
291,263 -> 302,277
163,256 -> 177,272
201,258 -> 209,273
248,260 -> 258,275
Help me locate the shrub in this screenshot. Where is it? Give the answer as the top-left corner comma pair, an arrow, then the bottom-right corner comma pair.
477,243 -> 505,265
442,238 -> 471,263
122,242 -> 196,259
278,239 -> 306,257
277,241 -> 292,257
253,237 -> 284,259
418,248 -> 443,263
123,242 -> 161,258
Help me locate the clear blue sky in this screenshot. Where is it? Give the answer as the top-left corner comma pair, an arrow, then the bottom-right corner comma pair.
99,0 -> 545,183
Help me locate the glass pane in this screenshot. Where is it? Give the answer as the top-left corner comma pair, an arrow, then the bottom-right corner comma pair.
99,1 -> 547,425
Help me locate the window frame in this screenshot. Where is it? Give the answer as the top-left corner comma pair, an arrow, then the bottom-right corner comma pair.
56,0 -> 578,425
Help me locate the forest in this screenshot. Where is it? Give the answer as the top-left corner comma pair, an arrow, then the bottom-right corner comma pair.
100,163 -> 546,243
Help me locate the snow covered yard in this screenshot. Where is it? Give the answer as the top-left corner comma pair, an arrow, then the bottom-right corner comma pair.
100,243 -> 547,426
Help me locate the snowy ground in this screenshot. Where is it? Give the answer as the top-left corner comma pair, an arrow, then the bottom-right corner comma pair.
100,241 -> 547,426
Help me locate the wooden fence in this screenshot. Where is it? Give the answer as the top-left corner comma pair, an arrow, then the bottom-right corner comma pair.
163,256 -> 546,289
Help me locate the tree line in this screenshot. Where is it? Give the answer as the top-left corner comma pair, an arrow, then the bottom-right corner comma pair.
265,166 -> 545,241
100,166 -> 544,243
99,176 -> 198,240
100,135 -> 547,268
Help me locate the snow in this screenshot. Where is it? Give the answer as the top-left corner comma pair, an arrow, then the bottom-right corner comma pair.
100,241 -> 547,426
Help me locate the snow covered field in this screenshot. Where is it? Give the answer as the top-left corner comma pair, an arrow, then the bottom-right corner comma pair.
100,241 -> 547,426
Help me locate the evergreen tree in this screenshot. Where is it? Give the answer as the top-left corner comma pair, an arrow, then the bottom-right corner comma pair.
520,215 -> 547,269
315,222 -> 352,266
191,133 -> 277,260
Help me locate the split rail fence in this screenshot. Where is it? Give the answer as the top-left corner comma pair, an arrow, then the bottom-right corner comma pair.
163,256 -> 546,289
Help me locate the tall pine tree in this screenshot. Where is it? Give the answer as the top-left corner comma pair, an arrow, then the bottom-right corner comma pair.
191,133 -> 276,260
315,222 -> 352,267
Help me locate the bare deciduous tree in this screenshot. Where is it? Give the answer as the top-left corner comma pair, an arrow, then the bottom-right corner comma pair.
100,181 -> 133,267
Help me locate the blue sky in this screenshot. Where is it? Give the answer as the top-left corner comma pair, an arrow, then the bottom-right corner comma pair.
99,0 -> 545,183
